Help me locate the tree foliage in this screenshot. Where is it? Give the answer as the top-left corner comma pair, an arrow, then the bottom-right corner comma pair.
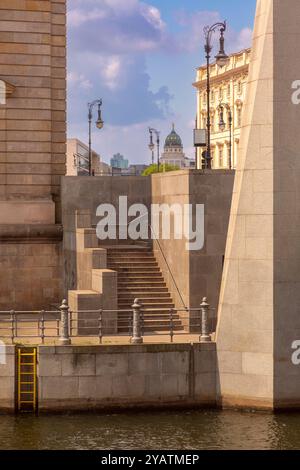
142,163 -> 180,176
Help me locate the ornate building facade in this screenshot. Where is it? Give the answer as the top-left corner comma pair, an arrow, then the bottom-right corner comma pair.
193,48 -> 251,169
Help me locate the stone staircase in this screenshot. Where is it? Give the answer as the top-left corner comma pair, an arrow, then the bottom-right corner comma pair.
106,245 -> 183,333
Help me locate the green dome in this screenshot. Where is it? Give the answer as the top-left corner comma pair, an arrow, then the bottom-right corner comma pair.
164,124 -> 183,149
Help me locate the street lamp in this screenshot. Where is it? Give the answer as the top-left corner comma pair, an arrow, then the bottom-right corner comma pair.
88,99 -> 104,176
148,129 -> 155,165
148,127 -> 160,171
218,103 -> 233,170
204,21 -> 229,169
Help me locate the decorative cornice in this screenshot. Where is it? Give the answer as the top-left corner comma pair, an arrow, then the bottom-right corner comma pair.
0,224 -> 63,242
193,64 -> 249,90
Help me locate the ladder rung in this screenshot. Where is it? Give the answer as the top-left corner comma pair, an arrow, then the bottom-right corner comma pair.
20,392 -> 34,395
19,401 -> 35,404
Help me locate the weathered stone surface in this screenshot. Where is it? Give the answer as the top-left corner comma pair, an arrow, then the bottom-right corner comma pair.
37,343 -> 217,411
217,0 -> 300,409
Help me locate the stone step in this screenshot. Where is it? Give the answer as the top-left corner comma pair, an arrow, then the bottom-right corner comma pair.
119,296 -> 173,302
108,262 -> 158,268
107,253 -> 154,259
119,303 -> 175,309
117,273 -> 164,279
118,324 -> 183,333
118,292 -> 171,300
118,279 -> 164,284
107,245 -> 181,332
113,268 -> 161,273
118,287 -> 169,293
117,313 -> 180,320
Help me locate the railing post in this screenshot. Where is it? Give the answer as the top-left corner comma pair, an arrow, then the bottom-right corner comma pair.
200,297 -> 211,343
98,309 -> 103,345
170,308 -> 175,343
59,299 -> 71,345
40,310 -> 45,344
10,310 -> 15,343
130,299 -> 143,344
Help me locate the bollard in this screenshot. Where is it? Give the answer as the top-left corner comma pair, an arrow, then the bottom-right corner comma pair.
59,299 -> 71,345
200,297 -> 211,343
131,298 -> 143,344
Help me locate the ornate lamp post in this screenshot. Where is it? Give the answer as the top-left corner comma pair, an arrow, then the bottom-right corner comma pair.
148,127 -> 160,171
204,21 -> 229,169
218,103 -> 233,169
88,99 -> 104,176
148,129 -> 155,165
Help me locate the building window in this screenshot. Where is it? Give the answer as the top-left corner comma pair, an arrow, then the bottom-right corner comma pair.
219,146 -> 223,168
227,84 -> 231,98
219,87 -> 223,100
237,80 -> 242,94
211,148 -> 215,168
237,107 -> 242,127
211,90 -> 215,103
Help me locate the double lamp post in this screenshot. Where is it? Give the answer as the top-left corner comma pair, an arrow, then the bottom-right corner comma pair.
202,21 -> 230,169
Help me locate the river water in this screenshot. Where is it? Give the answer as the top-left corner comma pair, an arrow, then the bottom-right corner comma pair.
1,410 -> 300,450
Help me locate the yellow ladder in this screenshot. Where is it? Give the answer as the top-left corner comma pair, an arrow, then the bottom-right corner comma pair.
17,348 -> 37,413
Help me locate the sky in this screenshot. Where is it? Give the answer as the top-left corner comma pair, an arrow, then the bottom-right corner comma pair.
67,0 -> 257,165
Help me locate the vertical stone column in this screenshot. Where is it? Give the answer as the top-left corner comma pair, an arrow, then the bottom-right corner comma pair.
0,0 -> 66,224
217,0 -> 300,409
0,1 -> 66,309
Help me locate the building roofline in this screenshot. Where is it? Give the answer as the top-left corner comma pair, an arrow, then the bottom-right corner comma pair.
196,47 -> 251,71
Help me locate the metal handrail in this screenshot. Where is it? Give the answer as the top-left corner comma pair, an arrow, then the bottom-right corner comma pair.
149,223 -> 187,310
93,215 -> 187,310
0,302 -> 214,345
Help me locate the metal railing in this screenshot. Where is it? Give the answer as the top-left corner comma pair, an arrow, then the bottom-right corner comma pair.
149,223 -> 187,310
0,298 -> 214,345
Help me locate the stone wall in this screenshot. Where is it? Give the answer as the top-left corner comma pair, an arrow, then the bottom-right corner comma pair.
37,343 -> 216,411
61,171 -> 234,322
0,345 -> 15,413
151,170 -> 234,322
0,0 -> 66,310
0,226 -> 63,310
0,0 -> 66,224
61,175 -> 152,294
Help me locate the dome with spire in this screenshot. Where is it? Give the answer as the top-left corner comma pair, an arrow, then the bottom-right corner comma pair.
164,123 -> 183,149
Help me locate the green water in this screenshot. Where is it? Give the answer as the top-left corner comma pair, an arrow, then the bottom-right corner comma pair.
1,410 -> 300,450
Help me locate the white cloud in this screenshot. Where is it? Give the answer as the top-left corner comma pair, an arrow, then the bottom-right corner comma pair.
67,71 -> 92,90
102,56 -> 122,90
68,8 -> 107,27
140,4 -> 166,31
234,27 -> 253,51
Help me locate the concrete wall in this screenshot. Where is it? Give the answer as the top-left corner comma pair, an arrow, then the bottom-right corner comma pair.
0,0 -> 66,309
37,343 -> 216,411
0,0 -> 66,223
151,170 -> 234,322
0,226 -> 63,310
0,346 -> 15,413
61,175 -> 152,294
61,171 -> 234,321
